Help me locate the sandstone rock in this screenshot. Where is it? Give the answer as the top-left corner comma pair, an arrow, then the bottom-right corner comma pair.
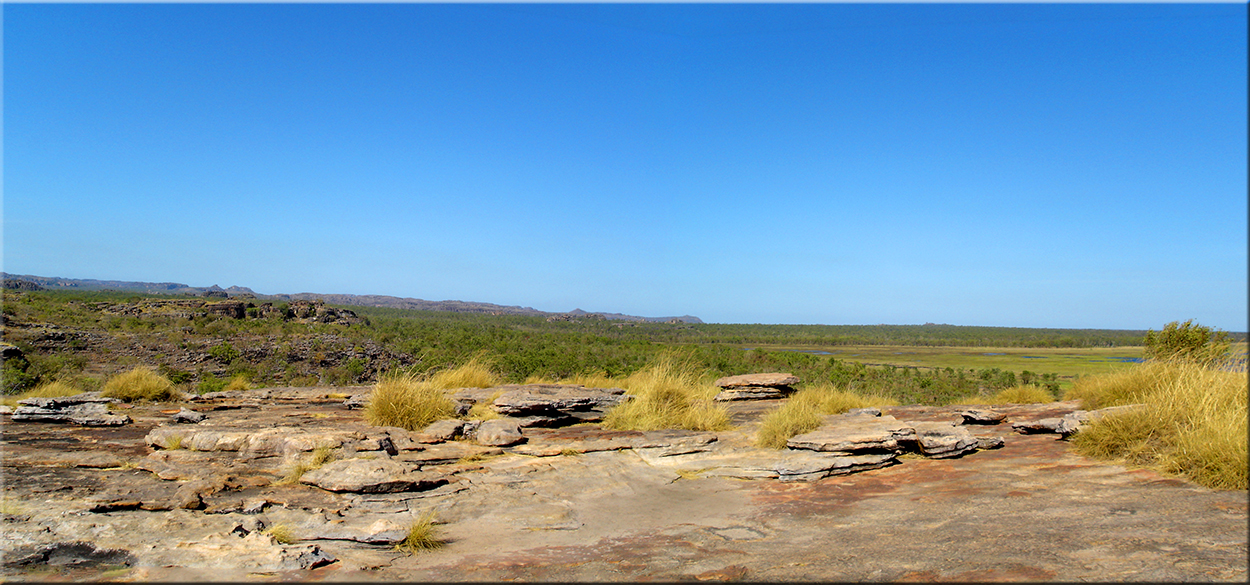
714,373 -> 800,388
307,517 -> 409,545
775,451 -> 898,481
959,408 -> 1006,425
476,419 -> 525,447
3,541 -> 135,568
0,405 -> 13,416
173,408 -> 206,424
909,421 -> 979,458
846,407 -> 882,417
714,386 -> 795,401
12,392 -> 131,426
787,414 -> 916,453
343,394 -> 367,410
299,457 -> 448,493
423,419 -> 467,442
484,384 -> 629,426
1011,418 -> 1064,434
975,435 -> 1006,450
713,372 -> 800,402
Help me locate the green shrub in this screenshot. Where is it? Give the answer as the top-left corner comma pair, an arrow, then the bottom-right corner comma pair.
101,367 -> 178,402
365,372 -> 457,431
196,375 -> 228,395
207,342 -> 241,365
1144,320 -> 1231,365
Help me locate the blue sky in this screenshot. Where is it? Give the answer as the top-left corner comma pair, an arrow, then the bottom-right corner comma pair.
4,3 -> 1247,331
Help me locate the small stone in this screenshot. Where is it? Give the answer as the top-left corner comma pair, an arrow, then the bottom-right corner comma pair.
959,408 -> 1006,425
476,419 -> 525,447
173,408 -> 207,423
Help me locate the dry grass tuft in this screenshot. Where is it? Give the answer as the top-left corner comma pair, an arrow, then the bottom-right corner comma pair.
264,524 -> 298,545
224,374 -> 251,392
755,383 -> 898,449
948,384 -> 1056,406
1,380 -> 82,407
101,367 -> 178,402
601,355 -> 730,432
365,372 -> 458,431
1067,360 -> 1247,490
427,353 -> 499,390
395,510 -> 445,554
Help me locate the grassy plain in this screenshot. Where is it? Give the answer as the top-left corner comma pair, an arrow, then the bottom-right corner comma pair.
749,344 -> 1152,387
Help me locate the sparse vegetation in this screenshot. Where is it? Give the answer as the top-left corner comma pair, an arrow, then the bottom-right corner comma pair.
1066,358 -> 1247,490
101,367 -> 178,402
467,390 -> 503,421
755,383 -> 899,449
602,355 -> 731,432
0,379 -> 82,407
394,510 -> 444,554
264,523 -> 299,545
364,372 -> 457,431
165,435 -> 184,450
278,445 -> 336,484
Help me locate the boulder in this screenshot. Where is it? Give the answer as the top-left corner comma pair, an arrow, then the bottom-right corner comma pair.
787,414 -> 915,454
299,457 -> 448,493
476,419 -> 525,447
12,393 -> 131,426
713,373 -> 799,402
959,408 -> 1006,425
1011,418 -> 1064,434
909,421 -> 979,458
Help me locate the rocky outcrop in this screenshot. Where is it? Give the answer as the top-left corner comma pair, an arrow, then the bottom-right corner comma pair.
910,421 -> 979,458
484,384 -> 629,427
713,373 -> 800,401
11,393 -> 132,426
1055,404 -> 1144,437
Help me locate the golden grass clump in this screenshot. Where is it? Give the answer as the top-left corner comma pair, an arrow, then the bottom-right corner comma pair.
467,390 -> 503,421
394,510 -> 445,554
601,356 -> 731,432
224,374 -> 250,392
264,524 -> 298,545
427,353 -> 499,390
755,383 -> 899,449
364,372 -> 457,431
101,367 -> 178,402
1,380 -> 83,407
1067,360 -> 1247,490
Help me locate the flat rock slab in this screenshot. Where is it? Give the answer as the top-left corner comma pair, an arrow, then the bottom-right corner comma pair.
299,458 -> 449,493
910,421 -> 979,458
787,414 -> 916,453
714,373 -> 800,388
490,384 -> 628,415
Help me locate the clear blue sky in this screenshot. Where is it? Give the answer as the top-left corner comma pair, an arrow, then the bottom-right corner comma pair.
4,3 -> 1247,331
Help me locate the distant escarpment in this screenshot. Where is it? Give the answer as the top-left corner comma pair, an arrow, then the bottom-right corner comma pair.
2,273 -> 703,324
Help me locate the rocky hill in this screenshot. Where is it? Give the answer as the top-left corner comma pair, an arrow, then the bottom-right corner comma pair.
0,274 -> 703,324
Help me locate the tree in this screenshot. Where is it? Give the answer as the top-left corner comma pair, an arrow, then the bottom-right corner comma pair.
1143,320 -> 1230,365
